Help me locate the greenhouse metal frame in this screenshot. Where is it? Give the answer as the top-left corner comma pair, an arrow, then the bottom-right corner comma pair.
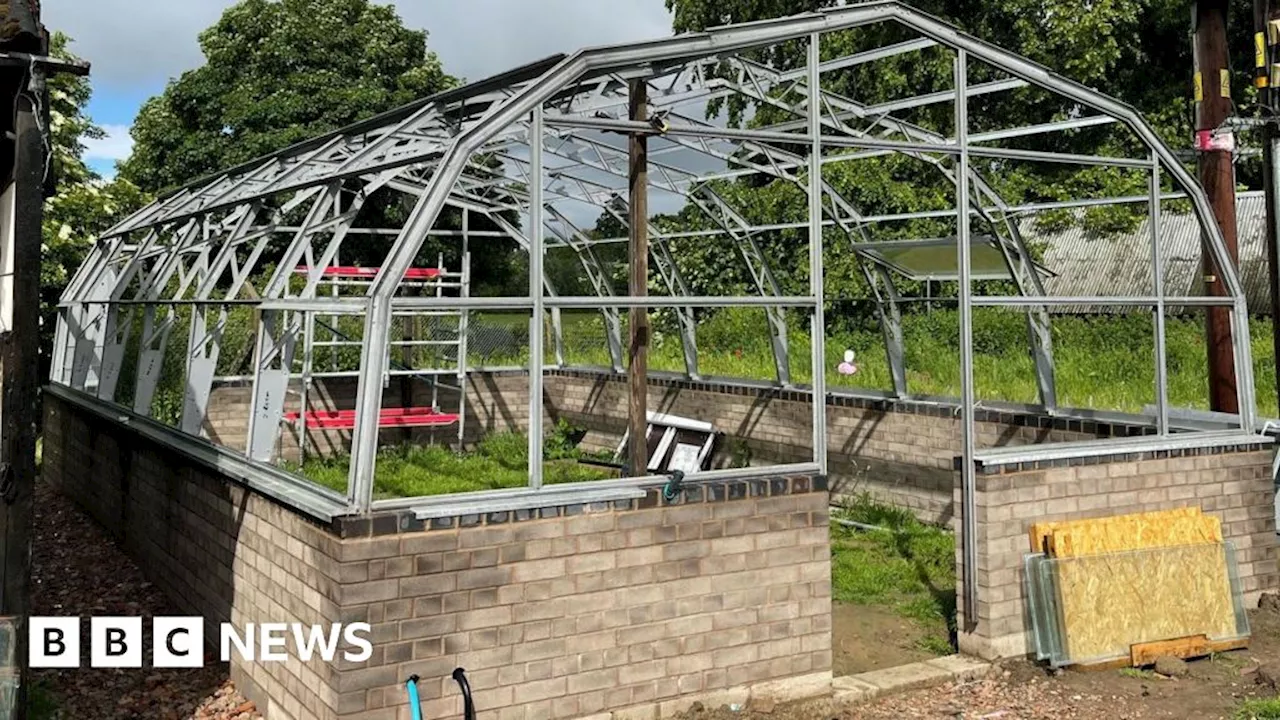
50,1 -> 1259,619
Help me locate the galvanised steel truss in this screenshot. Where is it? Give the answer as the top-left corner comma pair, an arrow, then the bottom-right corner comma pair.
52,2 -> 1259,627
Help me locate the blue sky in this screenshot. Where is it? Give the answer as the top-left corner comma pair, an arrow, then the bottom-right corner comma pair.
42,0 -> 674,178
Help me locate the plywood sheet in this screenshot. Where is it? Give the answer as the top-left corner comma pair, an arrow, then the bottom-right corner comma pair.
1027,507 -> 1218,558
1053,510 -> 1221,558
1054,542 -> 1237,662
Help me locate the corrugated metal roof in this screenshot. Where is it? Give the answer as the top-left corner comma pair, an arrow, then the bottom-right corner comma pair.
1027,191 -> 1272,314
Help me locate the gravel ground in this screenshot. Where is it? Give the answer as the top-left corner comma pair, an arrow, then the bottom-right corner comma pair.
31,480 -> 263,720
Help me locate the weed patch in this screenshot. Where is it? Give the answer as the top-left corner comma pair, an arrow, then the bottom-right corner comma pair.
295,420 -> 615,498
832,494 -> 957,655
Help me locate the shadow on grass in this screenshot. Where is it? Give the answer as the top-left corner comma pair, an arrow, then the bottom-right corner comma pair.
833,494 -> 958,654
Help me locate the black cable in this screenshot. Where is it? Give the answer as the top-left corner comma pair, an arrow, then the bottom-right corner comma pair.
452,668 -> 475,720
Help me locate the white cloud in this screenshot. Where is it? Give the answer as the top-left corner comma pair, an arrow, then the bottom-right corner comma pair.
83,124 -> 133,163
44,1 -> 674,96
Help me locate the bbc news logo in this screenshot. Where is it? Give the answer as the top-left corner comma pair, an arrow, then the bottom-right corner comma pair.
29,617 -> 372,668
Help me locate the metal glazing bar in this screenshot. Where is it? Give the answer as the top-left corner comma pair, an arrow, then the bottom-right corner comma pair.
1150,158 -> 1168,435
966,144 -> 1149,169
808,32 -> 828,475
546,296 -> 816,308
262,186 -> 340,299
956,49 -> 979,636
968,115 -> 1118,143
597,200 -> 699,379
975,295 -> 1238,307
529,104 -> 546,491
543,206 -> 625,371
542,115 -> 961,156
1232,302 -> 1258,432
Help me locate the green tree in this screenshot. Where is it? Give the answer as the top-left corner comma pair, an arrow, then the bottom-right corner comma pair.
115,0 -> 533,294
655,0 -> 1257,324
119,0 -> 458,194
42,33 -> 148,377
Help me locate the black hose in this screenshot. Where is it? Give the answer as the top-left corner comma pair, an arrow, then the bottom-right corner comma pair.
452,667 -> 475,720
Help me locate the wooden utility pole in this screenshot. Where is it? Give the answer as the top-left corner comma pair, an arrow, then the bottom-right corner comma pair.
0,83 -> 43,720
1257,0 -> 1280,416
1194,0 -> 1241,414
628,80 -> 649,475
0,3 -> 66,715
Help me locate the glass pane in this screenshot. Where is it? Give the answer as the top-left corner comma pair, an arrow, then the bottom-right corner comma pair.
1029,542 -> 1247,667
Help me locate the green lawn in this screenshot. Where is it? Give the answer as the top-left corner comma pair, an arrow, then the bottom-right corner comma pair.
831,495 -> 957,655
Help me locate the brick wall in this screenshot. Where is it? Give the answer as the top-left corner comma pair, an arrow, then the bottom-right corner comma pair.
331,482 -> 832,720
544,370 -> 1151,527
43,391 -> 346,720
956,447 -> 1279,660
44,389 -> 834,720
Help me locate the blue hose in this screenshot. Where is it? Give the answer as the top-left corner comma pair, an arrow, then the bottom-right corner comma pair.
406,675 -> 423,720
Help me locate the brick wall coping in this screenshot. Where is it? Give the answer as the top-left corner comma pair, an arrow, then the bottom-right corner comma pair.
214,366 -> 1165,440
331,474 -> 829,539
545,368 -> 1164,439
967,429 -> 1273,475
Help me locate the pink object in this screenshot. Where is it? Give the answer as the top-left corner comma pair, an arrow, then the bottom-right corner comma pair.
837,349 -> 858,375
283,407 -> 459,429
295,266 -> 442,279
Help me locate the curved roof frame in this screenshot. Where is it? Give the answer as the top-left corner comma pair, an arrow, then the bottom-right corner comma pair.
330,1 -> 1256,626
50,0 -> 1263,633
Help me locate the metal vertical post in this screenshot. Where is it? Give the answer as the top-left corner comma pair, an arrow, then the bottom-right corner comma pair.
955,49 -> 979,634
349,293 -> 386,510
330,248 -> 339,372
459,211 -> 470,448
1150,159 -> 1169,435
808,33 -> 828,475
431,252 -> 443,412
300,310 -> 315,462
529,104 -> 546,490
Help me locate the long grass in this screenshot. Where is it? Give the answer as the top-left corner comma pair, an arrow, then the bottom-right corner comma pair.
557,307 -> 1278,417
831,494 -> 956,655
295,421 -> 615,498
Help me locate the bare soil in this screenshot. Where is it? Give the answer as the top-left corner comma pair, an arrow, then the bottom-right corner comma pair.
831,603 -> 943,676
678,607 -> 1280,720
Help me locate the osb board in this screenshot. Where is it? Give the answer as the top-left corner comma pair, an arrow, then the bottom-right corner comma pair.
1056,542 -> 1237,662
1027,507 -> 1219,557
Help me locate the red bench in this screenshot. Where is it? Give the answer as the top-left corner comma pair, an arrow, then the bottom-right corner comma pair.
295,266 -> 442,280
284,407 -> 460,430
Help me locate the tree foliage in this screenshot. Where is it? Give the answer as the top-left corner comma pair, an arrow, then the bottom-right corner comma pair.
119,0 -> 458,194
42,33 -> 149,376
653,0 -> 1258,319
